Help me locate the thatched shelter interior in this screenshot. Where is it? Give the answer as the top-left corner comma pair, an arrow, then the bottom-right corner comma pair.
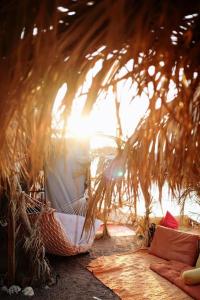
0,0 -> 200,298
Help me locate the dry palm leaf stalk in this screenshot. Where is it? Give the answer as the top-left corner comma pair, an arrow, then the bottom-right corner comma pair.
0,0 -> 199,282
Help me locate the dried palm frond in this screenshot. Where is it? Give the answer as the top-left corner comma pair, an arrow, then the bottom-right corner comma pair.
17,192 -> 52,286
0,0 -> 199,188
0,0 -> 200,280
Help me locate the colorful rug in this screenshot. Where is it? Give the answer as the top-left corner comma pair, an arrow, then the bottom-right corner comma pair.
87,250 -> 192,300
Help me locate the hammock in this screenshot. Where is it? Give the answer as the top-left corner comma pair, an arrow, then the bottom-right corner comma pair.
25,193 -> 101,256
25,139 -> 101,256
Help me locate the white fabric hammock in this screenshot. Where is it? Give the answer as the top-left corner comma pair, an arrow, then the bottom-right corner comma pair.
28,207 -> 101,256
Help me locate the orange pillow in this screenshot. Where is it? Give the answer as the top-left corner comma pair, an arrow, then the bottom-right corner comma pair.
149,225 -> 199,266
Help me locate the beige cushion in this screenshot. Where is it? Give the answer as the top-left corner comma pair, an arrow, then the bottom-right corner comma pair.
182,268 -> 200,285
196,254 -> 200,268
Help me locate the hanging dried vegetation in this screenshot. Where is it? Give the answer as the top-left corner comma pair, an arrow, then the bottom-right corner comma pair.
0,0 -> 200,283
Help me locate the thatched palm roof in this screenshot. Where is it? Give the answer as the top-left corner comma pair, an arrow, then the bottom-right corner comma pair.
0,0 -> 199,190
0,0 -> 200,283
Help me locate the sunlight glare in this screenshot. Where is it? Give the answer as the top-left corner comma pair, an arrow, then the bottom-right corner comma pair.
52,59 -> 177,149
67,115 -> 92,139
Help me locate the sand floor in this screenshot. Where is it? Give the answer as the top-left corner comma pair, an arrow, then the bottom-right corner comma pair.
0,233 -> 138,300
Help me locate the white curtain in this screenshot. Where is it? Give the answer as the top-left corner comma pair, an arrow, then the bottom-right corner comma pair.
46,139 -> 90,215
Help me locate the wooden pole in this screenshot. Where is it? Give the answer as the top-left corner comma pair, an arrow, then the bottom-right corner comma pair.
7,199 -> 15,286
